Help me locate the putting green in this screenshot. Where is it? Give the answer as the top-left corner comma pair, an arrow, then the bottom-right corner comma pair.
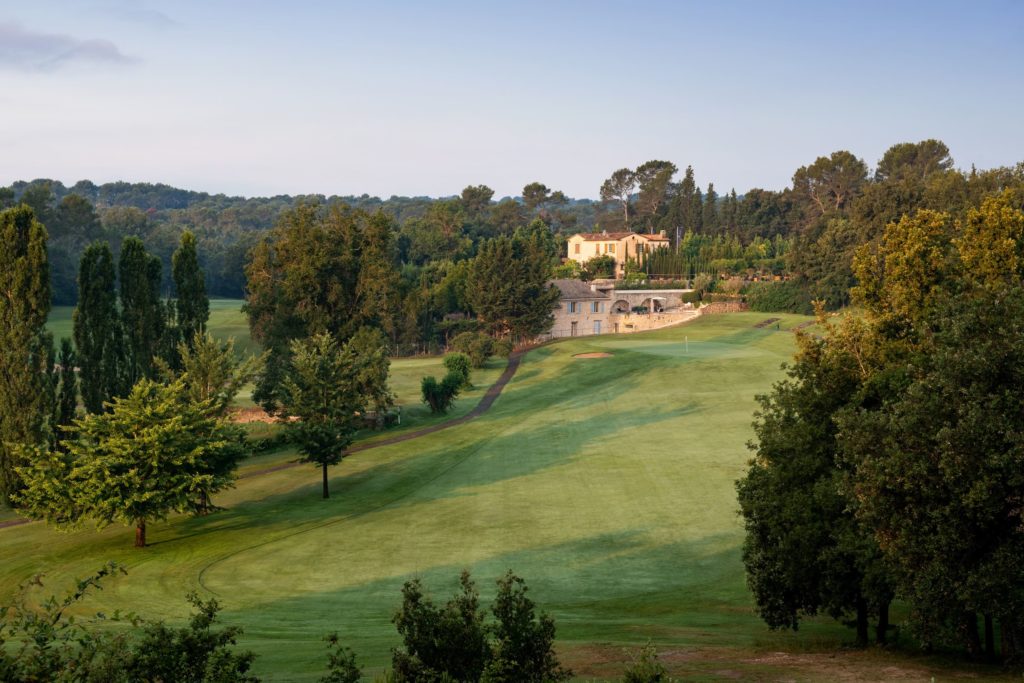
2,313 -> 894,680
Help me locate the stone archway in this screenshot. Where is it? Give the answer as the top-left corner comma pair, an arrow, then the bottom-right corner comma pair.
612,299 -> 630,313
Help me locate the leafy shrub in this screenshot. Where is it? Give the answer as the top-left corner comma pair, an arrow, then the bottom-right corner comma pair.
450,331 -> 495,369
551,260 -> 581,279
443,352 -> 473,388
581,254 -> 616,281
390,571 -> 571,683
0,563 -> 259,683
321,633 -> 362,683
621,642 -> 671,682
492,338 -> 513,358
421,372 -> 463,413
743,280 -> 813,314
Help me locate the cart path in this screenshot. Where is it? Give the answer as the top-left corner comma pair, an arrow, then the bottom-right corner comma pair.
0,350 -> 526,531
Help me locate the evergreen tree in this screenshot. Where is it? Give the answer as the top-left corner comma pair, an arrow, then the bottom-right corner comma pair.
119,237 -> 166,384
74,242 -> 126,413
16,378 -> 247,547
172,230 -> 209,350
702,183 -> 720,233
0,205 -> 53,503
54,338 -> 78,450
466,234 -> 560,341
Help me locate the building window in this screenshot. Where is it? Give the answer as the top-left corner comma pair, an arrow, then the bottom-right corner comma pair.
593,320 -> 602,334
574,243 -> 580,255
608,243 -> 616,254
568,301 -> 579,314
591,301 -> 599,313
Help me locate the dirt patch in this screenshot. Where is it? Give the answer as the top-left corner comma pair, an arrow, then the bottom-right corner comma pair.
792,321 -> 815,332
754,317 -> 781,328
230,408 -> 298,424
573,352 -> 613,358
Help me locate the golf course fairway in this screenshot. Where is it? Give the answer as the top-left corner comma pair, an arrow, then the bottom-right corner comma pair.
8,312 -> 992,681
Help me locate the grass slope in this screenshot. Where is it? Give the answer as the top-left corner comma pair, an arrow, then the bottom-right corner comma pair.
47,299 -> 258,355
1,313 -> 1002,681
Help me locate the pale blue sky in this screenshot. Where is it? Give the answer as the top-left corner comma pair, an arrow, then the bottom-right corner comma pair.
1,0 -> 1022,198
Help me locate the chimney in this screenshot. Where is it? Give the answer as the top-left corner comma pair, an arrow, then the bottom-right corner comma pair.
659,229 -> 666,237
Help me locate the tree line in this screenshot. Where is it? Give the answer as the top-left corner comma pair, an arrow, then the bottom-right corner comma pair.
737,191 -> 1024,663
596,141 -> 1024,310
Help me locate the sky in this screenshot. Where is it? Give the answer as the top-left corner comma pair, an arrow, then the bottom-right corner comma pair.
1,0 -> 1022,199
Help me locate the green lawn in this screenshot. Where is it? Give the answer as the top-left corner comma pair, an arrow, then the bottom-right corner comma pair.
1,313 -> 1003,681
47,299 -> 257,354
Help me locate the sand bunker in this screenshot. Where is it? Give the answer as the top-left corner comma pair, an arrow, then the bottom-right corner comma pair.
572,352 -> 613,359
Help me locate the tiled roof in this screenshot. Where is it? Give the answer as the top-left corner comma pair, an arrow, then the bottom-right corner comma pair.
550,279 -> 612,300
572,232 -> 669,242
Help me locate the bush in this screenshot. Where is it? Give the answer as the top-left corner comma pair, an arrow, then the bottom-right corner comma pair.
450,331 -> 495,369
421,372 -> 463,413
743,280 -> 814,314
621,642 -> 671,682
443,352 -> 473,388
551,261 -> 581,279
0,563 -> 259,683
581,254 -> 616,281
390,571 -> 571,683
492,338 -> 513,358
321,633 -> 362,683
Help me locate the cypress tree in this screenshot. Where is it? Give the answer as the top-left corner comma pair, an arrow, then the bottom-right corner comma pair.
0,205 -> 53,503
119,237 -> 165,384
74,242 -> 125,413
54,338 -> 78,449
172,230 -> 209,348
703,183 -> 720,234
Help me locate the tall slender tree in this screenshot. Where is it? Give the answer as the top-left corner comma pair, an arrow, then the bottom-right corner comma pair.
0,205 -> 53,503
74,242 -> 125,413
172,230 -> 209,349
54,338 -> 78,450
119,237 -> 166,384
702,183 -> 720,233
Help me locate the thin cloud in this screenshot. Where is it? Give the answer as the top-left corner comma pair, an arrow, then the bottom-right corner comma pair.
100,5 -> 179,29
0,21 -> 138,72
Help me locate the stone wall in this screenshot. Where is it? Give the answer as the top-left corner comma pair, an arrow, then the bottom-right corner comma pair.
699,301 -> 749,314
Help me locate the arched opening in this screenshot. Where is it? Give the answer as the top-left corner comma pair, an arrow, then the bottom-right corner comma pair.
612,299 -> 630,313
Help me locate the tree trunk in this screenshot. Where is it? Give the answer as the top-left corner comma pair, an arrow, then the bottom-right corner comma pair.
985,614 -> 995,659
876,600 -> 890,645
135,518 -> 146,548
1001,617 -> 1021,664
322,463 -> 329,499
964,611 -> 983,658
856,597 -> 869,647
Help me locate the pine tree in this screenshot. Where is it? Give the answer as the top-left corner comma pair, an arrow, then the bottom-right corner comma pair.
0,205 -> 53,503
172,230 -> 209,349
74,242 -> 126,413
119,237 -> 166,384
703,183 -> 720,234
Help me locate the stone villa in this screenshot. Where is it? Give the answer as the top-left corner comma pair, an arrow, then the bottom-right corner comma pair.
566,231 -> 671,278
545,279 -> 698,339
